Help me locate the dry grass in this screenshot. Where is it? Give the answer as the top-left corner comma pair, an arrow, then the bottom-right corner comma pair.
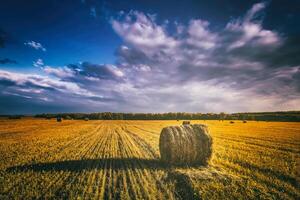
0,119 -> 299,199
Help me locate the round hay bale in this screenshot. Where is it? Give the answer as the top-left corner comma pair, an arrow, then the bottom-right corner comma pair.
159,124 -> 213,165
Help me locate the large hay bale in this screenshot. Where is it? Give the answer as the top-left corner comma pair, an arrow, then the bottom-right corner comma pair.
159,124 -> 213,165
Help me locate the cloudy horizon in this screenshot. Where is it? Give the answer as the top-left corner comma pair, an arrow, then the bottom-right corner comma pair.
0,0 -> 299,114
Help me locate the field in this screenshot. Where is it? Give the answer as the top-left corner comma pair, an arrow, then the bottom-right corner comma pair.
0,119 -> 299,199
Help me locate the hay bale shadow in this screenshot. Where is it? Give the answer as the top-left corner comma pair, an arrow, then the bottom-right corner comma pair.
165,170 -> 201,200
7,157 -> 214,173
6,158 -> 167,172
164,166 -> 237,200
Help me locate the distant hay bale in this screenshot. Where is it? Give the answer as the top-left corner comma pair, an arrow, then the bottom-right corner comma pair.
182,121 -> 190,125
159,124 -> 213,165
243,120 -> 247,123
56,117 -> 62,122
230,121 -> 234,124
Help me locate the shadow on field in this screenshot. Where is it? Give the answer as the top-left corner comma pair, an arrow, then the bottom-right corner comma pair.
6,158 -> 169,172
7,158 -> 209,199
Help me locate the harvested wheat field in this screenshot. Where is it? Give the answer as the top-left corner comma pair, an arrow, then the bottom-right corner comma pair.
0,119 -> 299,199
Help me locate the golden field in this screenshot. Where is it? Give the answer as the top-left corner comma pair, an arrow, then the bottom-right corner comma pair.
0,119 -> 299,199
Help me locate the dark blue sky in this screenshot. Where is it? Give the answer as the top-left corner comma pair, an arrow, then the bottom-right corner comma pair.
0,0 -> 300,114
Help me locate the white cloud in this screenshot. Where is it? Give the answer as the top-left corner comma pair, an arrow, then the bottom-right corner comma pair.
0,69 -> 102,98
33,58 -> 44,68
43,66 -> 75,78
187,19 -> 217,49
112,11 -> 178,57
24,41 -> 46,51
226,2 -> 281,49
134,64 -> 151,72
244,2 -> 266,22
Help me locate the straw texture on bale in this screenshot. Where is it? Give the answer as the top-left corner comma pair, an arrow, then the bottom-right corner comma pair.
159,124 -> 213,165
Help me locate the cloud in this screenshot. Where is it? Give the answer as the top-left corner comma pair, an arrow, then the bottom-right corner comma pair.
186,19 -> 217,49
0,70 -> 83,95
0,69 -> 117,114
24,41 -> 46,51
44,62 -> 124,81
244,2 -> 266,22
40,62 -> 126,106
43,66 -> 75,78
112,11 -> 178,58
225,2 -> 280,49
0,58 -> 17,64
79,62 -> 124,79
33,58 -> 44,67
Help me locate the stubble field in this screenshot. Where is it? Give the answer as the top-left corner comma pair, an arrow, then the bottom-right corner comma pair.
0,119 -> 299,199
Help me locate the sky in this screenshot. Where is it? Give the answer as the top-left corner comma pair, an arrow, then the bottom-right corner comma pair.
0,0 -> 300,114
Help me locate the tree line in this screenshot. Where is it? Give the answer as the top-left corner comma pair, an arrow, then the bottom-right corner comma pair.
32,111 -> 300,122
